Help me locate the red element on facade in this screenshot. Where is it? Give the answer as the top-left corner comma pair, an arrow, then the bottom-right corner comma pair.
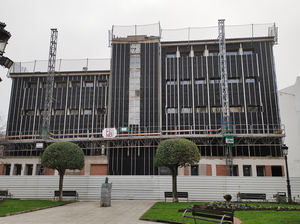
216,165 -> 226,176
206,164 -> 212,176
0,164 -> 3,175
80,167 -> 85,175
90,164 -> 108,175
184,166 -> 189,176
45,168 -> 55,175
265,166 -> 272,176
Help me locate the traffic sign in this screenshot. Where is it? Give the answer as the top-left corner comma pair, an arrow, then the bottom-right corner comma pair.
102,128 -> 117,138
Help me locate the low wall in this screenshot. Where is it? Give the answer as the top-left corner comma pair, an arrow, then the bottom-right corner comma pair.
0,176 -> 299,201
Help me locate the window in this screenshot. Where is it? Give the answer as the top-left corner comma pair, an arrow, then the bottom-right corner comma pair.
167,80 -> 176,85
196,107 -> 207,113
83,109 -> 92,115
180,80 -> 191,85
243,165 -> 252,176
244,50 -> 253,55
209,52 -> 218,56
159,166 -> 171,175
84,81 -> 94,88
181,108 -> 192,114
166,54 -> 176,59
69,109 -> 79,115
97,81 -> 107,87
232,165 -> 239,176
36,164 -> 45,175
13,164 -> 22,175
167,108 -> 177,114
191,165 -> 199,176
135,90 -> 140,97
26,82 -> 37,88
230,106 -> 244,113
55,82 -> 66,88
271,166 -> 283,177
228,78 -> 240,84
195,79 -> 206,85
226,51 -> 237,56
25,164 -> 33,175
245,78 -> 255,83
70,81 -> 80,88
96,108 -> 106,115
256,165 -> 265,176
211,107 -> 222,113
209,79 -> 221,84
4,164 -> 11,175
248,105 -> 259,112
23,110 -> 35,116
54,109 -> 64,116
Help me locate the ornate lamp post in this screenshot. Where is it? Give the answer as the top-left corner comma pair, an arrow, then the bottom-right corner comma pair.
0,22 -> 13,70
282,144 -> 292,203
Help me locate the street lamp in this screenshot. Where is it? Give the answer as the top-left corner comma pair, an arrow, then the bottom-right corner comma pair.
0,22 -> 13,70
282,144 -> 292,203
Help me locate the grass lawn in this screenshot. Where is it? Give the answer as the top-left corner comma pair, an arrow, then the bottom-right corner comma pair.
0,199 -> 72,216
141,202 -> 300,224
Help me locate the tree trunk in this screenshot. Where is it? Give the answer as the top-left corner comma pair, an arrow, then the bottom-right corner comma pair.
172,167 -> 178,202
58,171 -> 65,201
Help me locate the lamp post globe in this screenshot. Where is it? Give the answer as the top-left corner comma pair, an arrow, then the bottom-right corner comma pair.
0,22 -> 11,55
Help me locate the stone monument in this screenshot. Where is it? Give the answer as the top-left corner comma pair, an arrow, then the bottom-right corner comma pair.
100,177 -> 112,207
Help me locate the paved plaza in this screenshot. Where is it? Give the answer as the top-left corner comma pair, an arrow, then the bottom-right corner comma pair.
0,200 -> 157,224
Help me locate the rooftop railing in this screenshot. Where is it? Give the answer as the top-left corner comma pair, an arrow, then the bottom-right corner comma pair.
8,58 -> 110,75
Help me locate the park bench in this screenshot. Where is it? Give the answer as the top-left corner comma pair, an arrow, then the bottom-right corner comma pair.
179,204 -> 234,224
237,193 -> 266,201
54,190 -> 78,200
164,192 -> 188,202
0,190 -> 12,199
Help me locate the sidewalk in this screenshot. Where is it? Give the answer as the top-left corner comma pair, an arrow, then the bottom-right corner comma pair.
0,200 -> 157,224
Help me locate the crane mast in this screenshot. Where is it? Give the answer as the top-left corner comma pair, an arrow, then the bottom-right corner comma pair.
218,19 -> 233,176
41,28 -> 58,139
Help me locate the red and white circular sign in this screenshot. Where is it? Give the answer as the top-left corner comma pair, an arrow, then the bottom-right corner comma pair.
102,128 -> 117,138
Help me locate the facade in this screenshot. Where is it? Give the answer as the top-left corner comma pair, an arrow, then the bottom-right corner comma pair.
0,23 -> 285,178
279,77 -> 300,177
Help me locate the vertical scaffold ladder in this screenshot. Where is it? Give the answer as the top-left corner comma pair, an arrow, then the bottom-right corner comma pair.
218,19 -> 233,176
41,29 -> 58,139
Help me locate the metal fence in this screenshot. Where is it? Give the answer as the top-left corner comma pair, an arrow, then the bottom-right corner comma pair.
9,58 -> 110,74
0,176 -> 298,201
109,22 -> 278,45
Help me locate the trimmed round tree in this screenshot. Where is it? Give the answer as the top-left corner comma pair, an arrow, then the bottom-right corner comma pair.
155,138 -> 200,202
41,142 -> 84,201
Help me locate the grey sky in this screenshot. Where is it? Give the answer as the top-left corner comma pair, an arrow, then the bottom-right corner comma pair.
1,0 -> 299,125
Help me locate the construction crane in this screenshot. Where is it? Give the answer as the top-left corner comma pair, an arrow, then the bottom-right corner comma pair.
218,19 -> 233,176
41,28 -> 58,139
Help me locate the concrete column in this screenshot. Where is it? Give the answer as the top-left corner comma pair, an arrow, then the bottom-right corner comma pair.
32,164 -> 37,176
20,164 -> 25,176
238,165 -> 244,177
211,164 -> 216,176
10,163 -> 14,176
252,165 -> 257,177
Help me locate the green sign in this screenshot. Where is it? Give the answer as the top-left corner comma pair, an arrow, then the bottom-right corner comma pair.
225,136 -> 234,145
119,127 -> 130,133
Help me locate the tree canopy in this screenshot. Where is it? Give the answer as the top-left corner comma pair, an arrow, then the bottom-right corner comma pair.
42,141 -> 84,201
155,138 -> 200,202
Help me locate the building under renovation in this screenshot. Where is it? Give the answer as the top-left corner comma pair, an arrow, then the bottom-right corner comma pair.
0,21 -> 285,177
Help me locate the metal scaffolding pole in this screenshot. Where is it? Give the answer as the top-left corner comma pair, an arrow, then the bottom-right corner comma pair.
41,29 -> 58,139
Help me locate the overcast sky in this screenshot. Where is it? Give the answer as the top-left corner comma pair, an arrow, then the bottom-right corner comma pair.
1,0 -> 299,126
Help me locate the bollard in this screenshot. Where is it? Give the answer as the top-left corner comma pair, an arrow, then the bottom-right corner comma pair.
100,177 -> 112,207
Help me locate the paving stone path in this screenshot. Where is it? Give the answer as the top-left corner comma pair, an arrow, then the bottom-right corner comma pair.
0,200 -> 157,224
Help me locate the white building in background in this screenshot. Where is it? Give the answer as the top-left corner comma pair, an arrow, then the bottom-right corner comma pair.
279,77 -> 300,177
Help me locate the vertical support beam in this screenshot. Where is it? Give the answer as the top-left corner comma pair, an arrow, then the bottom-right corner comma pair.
190,46 -> 195,131
42,28 -> 58,139
176,47 -> 181,130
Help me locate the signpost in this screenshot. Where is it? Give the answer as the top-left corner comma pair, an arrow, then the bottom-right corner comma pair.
102,128 -> 117,138
119,127 -> 130,133
225,135 -> 234,146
